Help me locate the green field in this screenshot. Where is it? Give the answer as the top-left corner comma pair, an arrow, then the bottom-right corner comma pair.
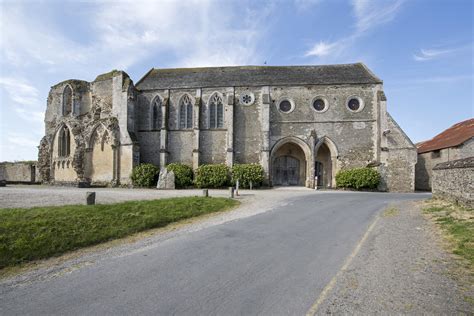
0,197 -> 239,268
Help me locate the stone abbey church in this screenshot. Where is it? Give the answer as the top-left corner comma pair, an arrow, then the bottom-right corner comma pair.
38,63 -> 417,191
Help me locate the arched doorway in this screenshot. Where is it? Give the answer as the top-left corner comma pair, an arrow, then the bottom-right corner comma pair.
271,138 -> 311,186
314,137 -> 338,188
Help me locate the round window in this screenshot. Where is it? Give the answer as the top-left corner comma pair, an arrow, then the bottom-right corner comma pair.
312,99 -> 326,112
347,98 -> 360,111
239,93 -> 255,106
279,100 -> 292,113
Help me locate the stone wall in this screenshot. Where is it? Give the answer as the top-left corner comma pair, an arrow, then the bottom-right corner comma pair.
0,162 -> 39,183
416,137 -> 474,191
432,157 -> 474,208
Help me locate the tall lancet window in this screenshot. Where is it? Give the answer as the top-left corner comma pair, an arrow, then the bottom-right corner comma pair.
62,85 -> 73,116
209,93 -> 224,129
152,96 -> 162,130
58,126 -> 71,157
179,94 -> 193,129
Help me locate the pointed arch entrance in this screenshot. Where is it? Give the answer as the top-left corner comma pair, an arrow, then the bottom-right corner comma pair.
314,137 -> 338,188
270,137 -> 312,187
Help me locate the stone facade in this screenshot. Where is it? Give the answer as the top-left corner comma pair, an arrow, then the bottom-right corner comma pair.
0,162 -> 39,183
39,63 -> 416,191
432,157 -> 474,208
416,137 -> 474,191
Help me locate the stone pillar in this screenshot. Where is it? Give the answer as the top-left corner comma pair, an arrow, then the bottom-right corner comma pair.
192,89 -> 201,170
261,86 -> 271,184
225,87 -> 234,167
160,90 -> 170,168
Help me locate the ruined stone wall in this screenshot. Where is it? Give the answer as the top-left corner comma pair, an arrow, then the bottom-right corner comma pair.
415,137 -> 474,191
0,162 -> 38,183
432,157 -> 473,208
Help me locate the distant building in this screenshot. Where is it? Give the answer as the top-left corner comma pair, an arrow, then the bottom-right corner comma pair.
415,118 -> 474,191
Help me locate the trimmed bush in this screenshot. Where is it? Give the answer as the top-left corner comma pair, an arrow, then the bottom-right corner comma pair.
231,163 -> 264,188
336,167 -> 380,190
166,163 -> 193,188
131,163 -> 159,187
194,164 -> 230,188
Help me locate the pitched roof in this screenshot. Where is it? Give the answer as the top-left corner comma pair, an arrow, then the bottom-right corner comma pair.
417,118 -> 474,154
135,63 -> 382,90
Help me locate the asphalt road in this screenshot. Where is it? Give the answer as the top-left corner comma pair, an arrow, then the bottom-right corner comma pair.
0,192 -> 428,315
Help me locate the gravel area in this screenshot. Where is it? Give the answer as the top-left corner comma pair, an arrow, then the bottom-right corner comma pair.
317,201 -> 473,315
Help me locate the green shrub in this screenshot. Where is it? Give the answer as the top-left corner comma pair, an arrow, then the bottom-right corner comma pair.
336,167 -> 380,190
194,164 -> 230,188
131,163 -> 159,187
231,163 -> 264,188
166,163 -> 193,188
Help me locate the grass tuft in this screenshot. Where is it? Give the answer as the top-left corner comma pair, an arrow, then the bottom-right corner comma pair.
0,197 -> 239,269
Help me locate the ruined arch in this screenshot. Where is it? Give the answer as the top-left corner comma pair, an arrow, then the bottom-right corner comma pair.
62,85 -> 73,116
270,136 -> 313,187
86,123 -> 116,184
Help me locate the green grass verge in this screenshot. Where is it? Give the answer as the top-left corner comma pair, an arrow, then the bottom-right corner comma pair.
0,197 -> 239,268
423,199 -> 473,269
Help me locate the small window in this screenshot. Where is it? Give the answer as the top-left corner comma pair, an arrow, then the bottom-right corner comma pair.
58,126 -> 71,157
277,98 -> 294,113
431,150 -> 441,158
152,96 -> 162,130
209,93 -> 224,129
179,94 -> 193,129
239,93 -> 255,106
347,97 -> 364,112
312,98 -> 328,112
62,85 -> 73,116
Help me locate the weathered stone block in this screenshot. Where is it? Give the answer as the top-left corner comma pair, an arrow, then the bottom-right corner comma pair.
86,192 -> 96,205
157,167 -> 175,189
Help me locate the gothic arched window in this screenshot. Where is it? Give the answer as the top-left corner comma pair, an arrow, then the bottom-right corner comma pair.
179,94 -> 193,129
152,96 -> 162,130
209,93 -> 224,129
62,85 -> 73,116
58,126 -> 71,157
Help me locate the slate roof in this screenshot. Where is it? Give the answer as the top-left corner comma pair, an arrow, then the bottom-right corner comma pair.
417,118 -> 474,154
135,63 -> 382,90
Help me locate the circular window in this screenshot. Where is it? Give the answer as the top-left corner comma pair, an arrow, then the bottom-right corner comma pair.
279,100 -> 292,112
239,93 -> 255,106
312,98 -> 327,112
346,97 -> 364,112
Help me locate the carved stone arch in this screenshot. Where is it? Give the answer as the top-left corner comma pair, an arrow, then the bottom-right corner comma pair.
54,122 -> 73,158
150,94 -> 163,130
178,93 -> 194,129
314,136 -> 339,187
86,122 -> 115,184
207,91 -> 224,129
270,136 -> 313,187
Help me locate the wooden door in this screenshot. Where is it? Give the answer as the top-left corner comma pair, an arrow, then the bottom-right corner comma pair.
273,156 -> 300,186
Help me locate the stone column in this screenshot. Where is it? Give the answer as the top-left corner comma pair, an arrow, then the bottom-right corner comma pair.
192,89 -> 201,170
225,87 -> 234,167
160,90 -> 170,168
261,86 -> 271,184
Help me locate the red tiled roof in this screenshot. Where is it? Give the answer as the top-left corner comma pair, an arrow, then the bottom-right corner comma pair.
417,118 -> 474,154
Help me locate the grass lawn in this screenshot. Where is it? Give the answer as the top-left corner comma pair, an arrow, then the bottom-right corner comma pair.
0,197 -> 239,269
423,198 -> 473,270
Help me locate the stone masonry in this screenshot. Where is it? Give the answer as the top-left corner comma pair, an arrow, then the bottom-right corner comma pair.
39,63 -> 416,191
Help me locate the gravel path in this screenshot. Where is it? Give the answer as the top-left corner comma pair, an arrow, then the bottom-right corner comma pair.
317,200 -> 473,315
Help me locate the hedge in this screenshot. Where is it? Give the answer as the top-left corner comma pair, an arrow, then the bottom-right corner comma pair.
166,163 -> 193,188
131,163 -> 160,187
194,164 -> 230,188
335,167 -> 380,190
231,163 -> 264,188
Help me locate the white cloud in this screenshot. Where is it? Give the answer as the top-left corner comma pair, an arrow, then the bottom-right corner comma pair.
6,132 -> 40,148
305,41 -> 340,57
352,0 -> 404,33
294,0 -> 322,11
413,47 -> 457,61
305,0 -> 405,60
